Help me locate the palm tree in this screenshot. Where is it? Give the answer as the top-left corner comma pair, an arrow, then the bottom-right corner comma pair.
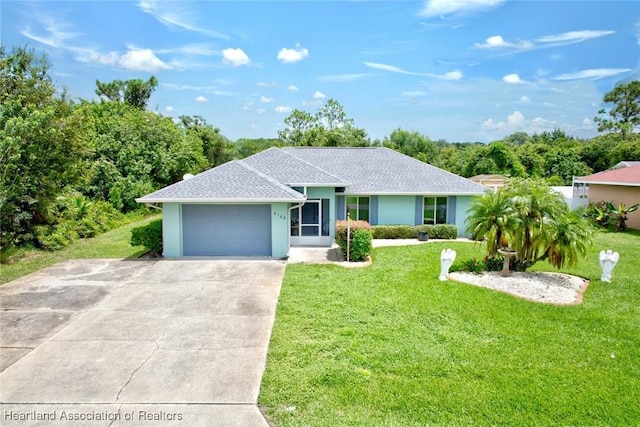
543,210 -> 594,269
466,189 -> 516,255
467,178 -> 594,271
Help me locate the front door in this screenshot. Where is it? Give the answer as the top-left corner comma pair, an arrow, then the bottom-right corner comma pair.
290,199 -> 331,246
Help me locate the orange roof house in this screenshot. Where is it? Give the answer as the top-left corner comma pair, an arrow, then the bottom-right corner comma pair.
576,164 -> 640,230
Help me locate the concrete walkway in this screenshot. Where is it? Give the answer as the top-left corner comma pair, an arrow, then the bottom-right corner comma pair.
0,259 -> 286,426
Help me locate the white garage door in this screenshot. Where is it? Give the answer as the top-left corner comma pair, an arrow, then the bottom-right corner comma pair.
182,205 -> 272,256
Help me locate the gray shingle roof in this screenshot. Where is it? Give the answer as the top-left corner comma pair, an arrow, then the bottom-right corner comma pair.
242,147 -> 348,186
136,160 -> 305,203
283,147 -> 487,195
137,146 -> 487,203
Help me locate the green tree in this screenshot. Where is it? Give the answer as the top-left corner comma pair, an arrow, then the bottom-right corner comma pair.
594,80 -> 640,138
76,101 -> 207,211
179,115 -> 236,167
278,99 -> 369,147
383,129 -> 439,163
467,178 -> 593,270
462,142 -> 526,178
466,190 -> 516,256
95,76 -> 158,110
0,45 -> 87,248
235,138 -> 282,158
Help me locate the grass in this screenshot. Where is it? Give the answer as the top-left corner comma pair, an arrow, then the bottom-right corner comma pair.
259,231 -> 640,426
0,214 -> 160,284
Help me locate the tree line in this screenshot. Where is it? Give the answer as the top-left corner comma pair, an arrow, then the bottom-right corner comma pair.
1,44 -> 639,252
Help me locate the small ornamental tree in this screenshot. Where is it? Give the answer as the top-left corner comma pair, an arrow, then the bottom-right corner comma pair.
467,178 -> 594,270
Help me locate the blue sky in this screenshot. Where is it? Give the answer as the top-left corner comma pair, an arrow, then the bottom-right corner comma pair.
2,0 -> 639,142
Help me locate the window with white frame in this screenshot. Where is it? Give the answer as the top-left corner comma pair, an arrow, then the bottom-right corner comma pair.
423,196 -> 447,224
346,196 -> 370,221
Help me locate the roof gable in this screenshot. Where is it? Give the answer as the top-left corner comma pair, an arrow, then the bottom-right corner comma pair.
136,160 -> 305,203
242,146 -> 348,186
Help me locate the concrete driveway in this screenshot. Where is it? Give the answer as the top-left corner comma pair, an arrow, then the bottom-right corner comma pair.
0,259 -> 286,426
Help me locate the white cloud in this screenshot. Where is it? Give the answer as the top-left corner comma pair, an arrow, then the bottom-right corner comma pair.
313,91 -> 326,100
195,96 -> 207,102
161,83 -> 232,96
402,90 -> 428,97
636,21 -> 640,45
257,108 -> 267,115
364,61 -> 461,80
441,71 -> 463,80
481,110 -> 555,133
503,73 -> 526,84
364,61 -> 411,74
520,96 -> 530,103
319,73 -> 372,82
257,81 -> 276,87
222,48 -> 250,66
277,43 -> 309,63
137,1 -> 229,39
420,0 -> 505,17
21,15 -> 79,49
535,30 -> 614,44
474,35 -> 533,50
581,118 -> 595,129
482,110 -> 525,131
287,85 -> 299,91
242,101 -> 253,111
119,47 -> 172,72
165,106 -> 175,113
260,95 -> 274,103
157,42 -> 218,56
275,106 -> 292,113
302,100 -> 323,107
552,68 -> 631,81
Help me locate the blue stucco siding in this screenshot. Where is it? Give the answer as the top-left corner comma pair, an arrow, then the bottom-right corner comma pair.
454,195 -> 474,237
271,203 -> 289,258
377,195 -> 417,225
447,196 -> 457,224
162,203 -> 182,257
336,195 -> 345,221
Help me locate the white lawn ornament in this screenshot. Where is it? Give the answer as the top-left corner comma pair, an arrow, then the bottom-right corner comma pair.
439,249 -> 457,281
599,250 -> 620,283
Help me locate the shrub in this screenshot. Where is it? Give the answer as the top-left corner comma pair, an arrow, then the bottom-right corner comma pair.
453,258 -> 483,274
371,225 -> 417,239
415,224 -> 458,239
34,223 -> 79,251
130,219 -> 163,257
350,229 -> 373,262
483,255 -> 504,272
335,220 -> 372,262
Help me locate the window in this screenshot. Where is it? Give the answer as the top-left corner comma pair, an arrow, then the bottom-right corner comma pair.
346,196 -> 370,221
423,196 -> 447,224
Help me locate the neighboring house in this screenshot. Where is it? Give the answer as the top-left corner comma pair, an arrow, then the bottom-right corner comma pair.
136,147 -> 487,258
575,164 -> 640,230
469,174 -> 506,191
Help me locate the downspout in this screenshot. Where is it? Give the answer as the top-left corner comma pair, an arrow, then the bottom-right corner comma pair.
287,187 -> 307,256
145,203 -> 163,212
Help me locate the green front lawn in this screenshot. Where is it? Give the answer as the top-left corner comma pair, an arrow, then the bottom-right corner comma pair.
259,231 -> 640,426
0,215 -> 160,284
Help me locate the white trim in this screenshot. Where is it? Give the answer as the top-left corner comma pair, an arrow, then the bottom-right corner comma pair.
135,197 -> 305,204
342,191 -> 485,196
573,181 -> 640,187
285,182 -> 350,187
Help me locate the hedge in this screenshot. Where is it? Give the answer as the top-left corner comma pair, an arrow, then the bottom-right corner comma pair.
335,220 -> 372,262
130,219 -> 163,257
370,224 -> 458,240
